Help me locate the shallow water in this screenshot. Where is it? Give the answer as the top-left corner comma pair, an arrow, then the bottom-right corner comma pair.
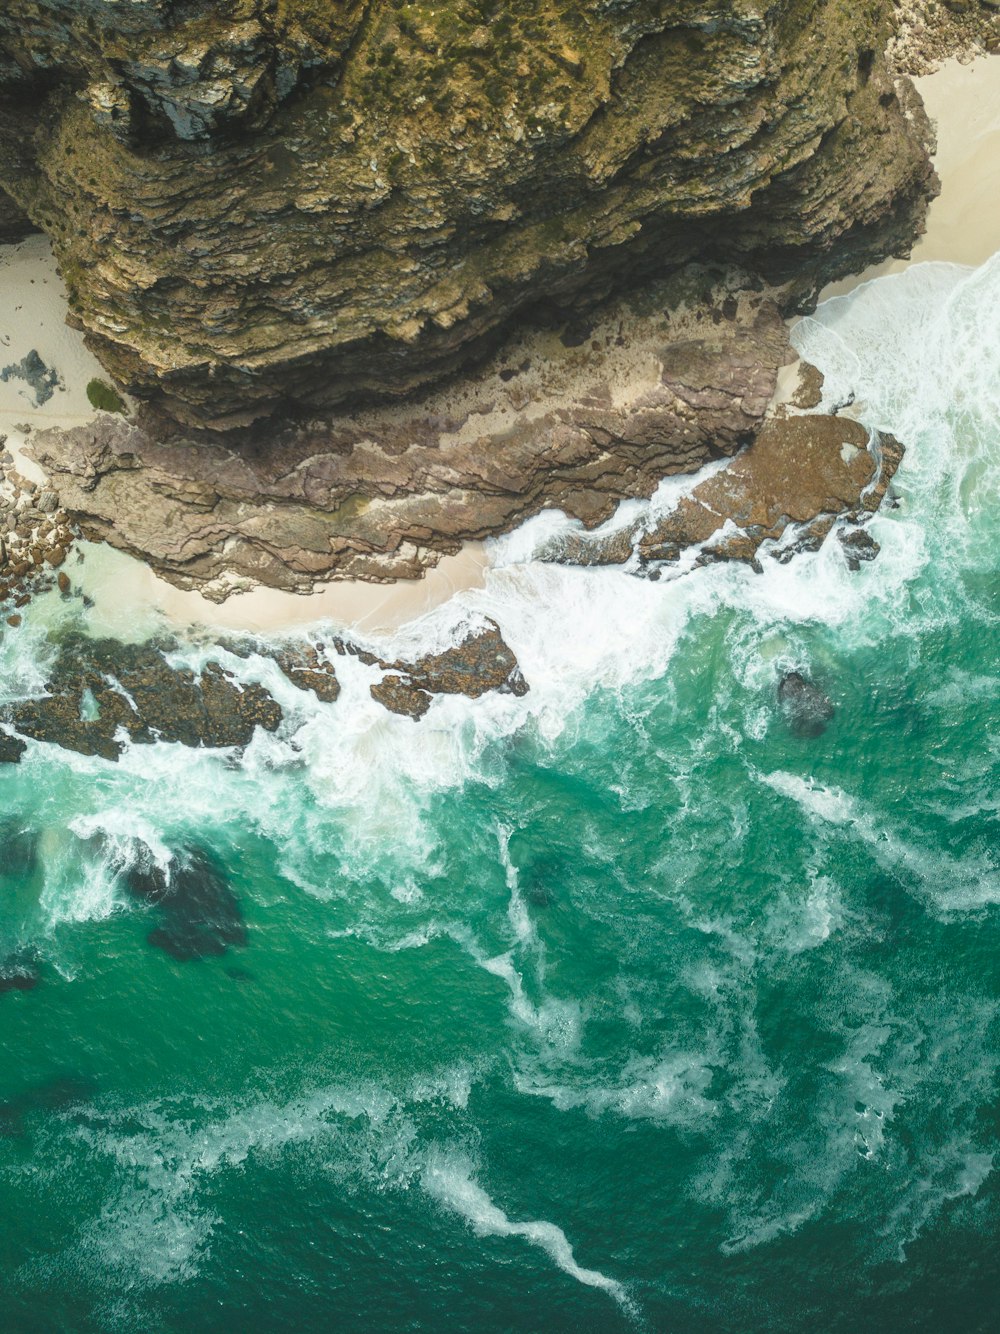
2,257 -> 1000,1332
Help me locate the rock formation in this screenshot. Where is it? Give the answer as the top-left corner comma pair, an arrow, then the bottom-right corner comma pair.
0,618 -> 531,761
539,413 -> 904,574
29,273 -> 789,592
1,1 -> 936,433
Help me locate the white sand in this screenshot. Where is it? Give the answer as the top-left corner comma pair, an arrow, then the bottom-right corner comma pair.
72,538 -> 490,640
820,55 -> 1000,299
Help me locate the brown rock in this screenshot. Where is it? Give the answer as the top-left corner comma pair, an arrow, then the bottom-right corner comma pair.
368,619 -> 528,718
546,415 -> 903,573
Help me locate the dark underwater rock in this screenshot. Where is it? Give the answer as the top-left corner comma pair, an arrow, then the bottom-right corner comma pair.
124,846 -> 247,962
0,1073 -> 96,1138
0,950 -> 39,994
0,819 -> 36,878
778,672 -> 836,739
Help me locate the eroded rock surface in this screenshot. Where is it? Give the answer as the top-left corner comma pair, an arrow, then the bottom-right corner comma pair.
542,415 -> 904,575
0,1 -> 936,429
0,618 -> 531,761
3,635 -> 283,760
29,275 -> 789,592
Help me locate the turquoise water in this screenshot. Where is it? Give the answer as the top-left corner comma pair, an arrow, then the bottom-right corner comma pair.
2,257 -> 1000,1332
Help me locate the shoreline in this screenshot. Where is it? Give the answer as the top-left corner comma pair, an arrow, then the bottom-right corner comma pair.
2,53 -> 998,640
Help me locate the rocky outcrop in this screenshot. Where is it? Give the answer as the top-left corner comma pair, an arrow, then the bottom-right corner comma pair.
0,1 -> 935,431
367,619 -> 527,719
0,618 -> 531,761
3,634 -> 284,761
538,413 -> 904,575
29,271 -> 790,592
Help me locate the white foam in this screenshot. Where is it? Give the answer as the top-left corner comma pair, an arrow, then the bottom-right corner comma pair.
421,1146 -> 635,1313
758,770 -> 1000,913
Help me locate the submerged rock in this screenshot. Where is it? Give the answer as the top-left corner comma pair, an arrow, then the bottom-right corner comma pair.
0,1074 -> 96,1138
0,819 -> 36,877
0,950 -> 39,995
778,672 -> 836,739
124,846 -> 247,962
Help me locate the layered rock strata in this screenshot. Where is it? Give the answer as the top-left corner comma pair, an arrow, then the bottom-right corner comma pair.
0,0 -> 935,431
28,271 -> 789,592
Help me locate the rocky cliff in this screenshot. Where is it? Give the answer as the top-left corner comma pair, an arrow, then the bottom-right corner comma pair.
1,1 -> 935,433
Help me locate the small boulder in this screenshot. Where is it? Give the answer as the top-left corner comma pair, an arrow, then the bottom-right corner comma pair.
778,671 -> 835,738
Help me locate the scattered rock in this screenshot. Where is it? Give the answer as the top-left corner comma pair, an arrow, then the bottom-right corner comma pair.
778,671 -> 836,738
271,643 -> 341,703
0,452 -> 77,610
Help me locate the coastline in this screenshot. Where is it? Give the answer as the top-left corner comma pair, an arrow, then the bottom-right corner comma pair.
2,52 -> 998,641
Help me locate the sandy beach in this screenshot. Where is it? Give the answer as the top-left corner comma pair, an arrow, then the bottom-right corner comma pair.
2,51 -> 998,638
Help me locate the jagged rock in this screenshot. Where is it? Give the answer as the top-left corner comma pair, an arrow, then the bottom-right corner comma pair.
839,526 -> 882,570
369,619 -> 528,719
2,634 -> 283,760
0,1 -> 936,430
778,671 -> 835,738
0,731 -> 26,764
0,616 -> 531,759
271,643 -> 341,704
544,415 -> 904,573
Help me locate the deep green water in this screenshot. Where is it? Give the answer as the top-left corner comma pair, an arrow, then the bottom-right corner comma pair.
2,258 -> 1000,1332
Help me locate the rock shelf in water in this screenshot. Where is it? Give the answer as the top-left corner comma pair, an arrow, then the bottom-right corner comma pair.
0,620 -> 530,762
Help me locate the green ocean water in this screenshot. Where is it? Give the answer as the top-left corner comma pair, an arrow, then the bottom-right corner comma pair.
2,257 -> 1000,1332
